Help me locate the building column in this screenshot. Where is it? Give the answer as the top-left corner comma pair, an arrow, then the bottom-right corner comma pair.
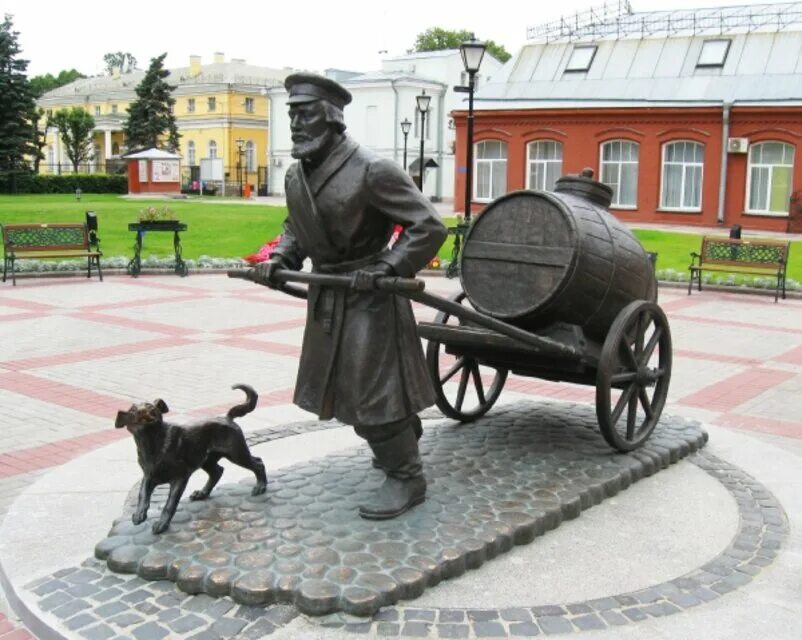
104,130 -> 112,160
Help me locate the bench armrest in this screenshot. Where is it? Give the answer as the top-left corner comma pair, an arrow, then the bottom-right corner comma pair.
689,251 -> 701,268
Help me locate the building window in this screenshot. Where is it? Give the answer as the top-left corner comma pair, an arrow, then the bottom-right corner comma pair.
208,140 -> 217,159
526,140 -> 563,191
474,140 -> 507,202
697,39 -> 731,68
565,45 -> 597,72
94,106 -> 101,116
244,97 -> 254,113
746,141 -> 795,214
111,104 -> 118,114
208,97 -> 216,112
661,141 -> 704,210
414,106 -> 431,141
600,140 -> 639,208
187,141 -> 196,166
112,142 -> 120,156
245,141 -> 255,172
187,98 -> 195,113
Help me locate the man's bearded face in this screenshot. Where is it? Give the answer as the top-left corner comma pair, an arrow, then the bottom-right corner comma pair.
289,101 -> 334,160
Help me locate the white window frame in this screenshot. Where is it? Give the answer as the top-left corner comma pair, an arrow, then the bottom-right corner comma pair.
187,141 -> 196,166
526,140 -> 563,191
660,140 -> 704,212
208,140 -> 217,160
745,141 -> 795,216
600,140 -> 639,209
565,45 -> 597,72
473,140 -> 508,202
207,97 -> 216,112
244,97 -> 254,114
697,39 -> 731,68
245,141 -> 255,172
94,106 -> 101,116
187,98 -> 195,113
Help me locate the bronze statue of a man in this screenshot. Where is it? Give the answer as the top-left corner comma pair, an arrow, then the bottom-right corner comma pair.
255,73 -> 447,520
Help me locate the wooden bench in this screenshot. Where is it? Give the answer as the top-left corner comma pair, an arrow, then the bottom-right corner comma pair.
688,236 -> 790,302
2,223 -> 103,286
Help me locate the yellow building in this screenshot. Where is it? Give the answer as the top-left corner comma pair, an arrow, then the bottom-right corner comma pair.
37,53 -> 291,193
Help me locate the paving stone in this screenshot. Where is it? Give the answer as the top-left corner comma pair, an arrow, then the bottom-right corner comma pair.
67,583 -> 102,598
537,616 -> 574,634
600,610 -> 628,626
587,597 -> 621,611
131,622 -> 170,640
52,599 -> 92,620
238,619 -> 278,639
344,621 -> 373,634
94,601 -> 128,618
119,589 -> 152,605
65,613 -> 98,630
509,621 -> 541,636
79,623 -> 116,640
107,612 -> 145,628
32,579 -> 68,596
642,602 -> 681,617
500,608 -> 532,622
437,623 -> 471,638
438,609 -> 465,623
621,607 -> 648,622
209,616 -> 248,637
401,621 -> 432,637
373,608 -> 399,622
474,620 -> 507,636
167,613 -> 206,633
376,622 -> 400,636
156,609 -> 181,623
92,588 -> 124,603
405,608 -> 436,621
668,592 -> 703,608
467,609 -> 499,622
531,605 -> 567,617
566,603 -> 593,615
39,591 -> 73,611
570,613 -> 607,631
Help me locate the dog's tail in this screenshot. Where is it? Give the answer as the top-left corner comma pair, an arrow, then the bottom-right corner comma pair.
228,384 -> 258,419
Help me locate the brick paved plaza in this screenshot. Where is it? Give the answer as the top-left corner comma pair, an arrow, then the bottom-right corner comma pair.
0,273 -> 800,638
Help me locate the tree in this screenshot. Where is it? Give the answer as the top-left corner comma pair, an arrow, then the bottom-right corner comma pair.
0,14 -> 37,188
103,52 -> 137,75
30,69 -> 86,98
31,107 -> 51,172
51,107 -> 95,172
413,27 -> 511,63
122,53 -> 179,152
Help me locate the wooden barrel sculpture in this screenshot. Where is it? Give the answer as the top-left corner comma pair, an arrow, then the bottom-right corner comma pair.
460,173 -> 657,343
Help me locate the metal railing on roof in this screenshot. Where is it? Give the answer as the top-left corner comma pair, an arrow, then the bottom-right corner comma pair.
527,1 -> 802,42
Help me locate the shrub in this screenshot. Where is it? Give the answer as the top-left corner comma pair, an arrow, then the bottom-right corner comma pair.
0,173 -> 128,194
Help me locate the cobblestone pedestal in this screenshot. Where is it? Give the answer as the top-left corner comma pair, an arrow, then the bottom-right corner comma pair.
94,402 -> 707,617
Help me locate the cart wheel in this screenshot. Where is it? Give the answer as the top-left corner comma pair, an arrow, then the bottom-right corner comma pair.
425,291 -> 508,422
596,300 -> 672,452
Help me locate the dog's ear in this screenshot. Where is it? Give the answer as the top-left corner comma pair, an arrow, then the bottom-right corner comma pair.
155,399 -> 169,414
115,411 -> 130,429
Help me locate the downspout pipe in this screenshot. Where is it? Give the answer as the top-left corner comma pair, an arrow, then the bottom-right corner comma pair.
717,101 -> 732,225
391,79 -> 400,164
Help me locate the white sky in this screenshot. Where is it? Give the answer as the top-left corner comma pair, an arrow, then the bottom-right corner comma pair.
5,0 -> 753,77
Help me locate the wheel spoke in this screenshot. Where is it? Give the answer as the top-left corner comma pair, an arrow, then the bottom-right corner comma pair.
611,372 -> 637,385
440,357 -> 466,384
640,327 -> 663,366
626,392 -> 639,439
619,341 -> 638,369
610,383 -> 636,425
638,388 -> 654,419
471,362 -> 486,404
634,312 -> 646,355
455,366 -> 470,410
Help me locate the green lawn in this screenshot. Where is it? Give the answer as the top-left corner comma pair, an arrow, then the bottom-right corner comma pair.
0,195 -> 799,284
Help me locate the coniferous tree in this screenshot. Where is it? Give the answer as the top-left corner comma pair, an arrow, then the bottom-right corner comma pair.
123,53 -> 180,152
0,15 -> 37,189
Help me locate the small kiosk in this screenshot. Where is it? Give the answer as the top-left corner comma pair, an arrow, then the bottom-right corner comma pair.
124,148 -> 182,195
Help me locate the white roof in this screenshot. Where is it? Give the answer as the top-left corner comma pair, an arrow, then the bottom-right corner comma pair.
477,29 -> 802,108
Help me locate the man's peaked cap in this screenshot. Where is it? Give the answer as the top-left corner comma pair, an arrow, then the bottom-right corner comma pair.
285,72 -> 352,110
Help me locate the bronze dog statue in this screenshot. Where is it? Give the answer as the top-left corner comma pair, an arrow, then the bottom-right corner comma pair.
115,384 -> 267,534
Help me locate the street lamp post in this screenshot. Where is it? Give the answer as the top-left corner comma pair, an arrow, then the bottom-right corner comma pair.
235,137 -> 245,198
400,118 -> 411,171
446,37 -> 487,278
460,37 -> 486,223
416,91 -> 431,193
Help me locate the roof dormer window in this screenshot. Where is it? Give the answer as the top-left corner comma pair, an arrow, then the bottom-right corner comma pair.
697,39 -> 731,68
565,45 -> 597,73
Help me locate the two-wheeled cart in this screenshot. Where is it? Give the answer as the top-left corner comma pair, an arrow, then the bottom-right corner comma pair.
230,172 -> 672,452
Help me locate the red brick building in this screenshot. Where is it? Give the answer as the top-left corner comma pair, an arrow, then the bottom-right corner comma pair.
453,2 -> 802,233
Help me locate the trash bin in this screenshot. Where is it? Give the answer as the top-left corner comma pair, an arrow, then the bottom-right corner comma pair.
729,224 -> 742,239
243,184 -> 252,198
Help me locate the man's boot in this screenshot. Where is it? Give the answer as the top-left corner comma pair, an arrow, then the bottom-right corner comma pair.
359,424 -> 426,520
371,415 -> 422,470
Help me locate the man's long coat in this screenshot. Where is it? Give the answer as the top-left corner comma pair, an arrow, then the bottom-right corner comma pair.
272,136 -> 447,427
